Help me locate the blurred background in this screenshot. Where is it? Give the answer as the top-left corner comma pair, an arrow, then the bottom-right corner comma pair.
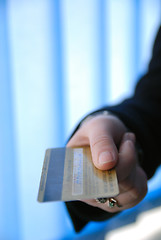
0,0 -> 161,239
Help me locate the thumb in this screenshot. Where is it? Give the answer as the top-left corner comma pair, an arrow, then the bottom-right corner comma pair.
89,128 -> 118,170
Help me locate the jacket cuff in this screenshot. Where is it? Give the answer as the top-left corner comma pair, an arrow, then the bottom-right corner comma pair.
65,201 -> 118,232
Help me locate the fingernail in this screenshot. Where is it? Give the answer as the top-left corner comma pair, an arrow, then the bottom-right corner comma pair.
123,133 -> 135,142
98,151 -> 114,165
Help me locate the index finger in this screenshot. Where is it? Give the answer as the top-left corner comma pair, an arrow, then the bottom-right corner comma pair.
116,133 -> 137,182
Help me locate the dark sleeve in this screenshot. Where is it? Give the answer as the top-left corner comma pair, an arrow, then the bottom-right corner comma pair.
66,201 -> 118,232
66,26 -> 161,232
105,25 -> 161,179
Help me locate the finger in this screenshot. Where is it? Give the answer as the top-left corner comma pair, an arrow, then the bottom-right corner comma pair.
67,123 -> 118,170
117,132 -> 137,182
113,167 -> 147,211
67,127 -> 89,147
82,167 -> 147,213
67,115 -> 127,171
88,126 -> 118,171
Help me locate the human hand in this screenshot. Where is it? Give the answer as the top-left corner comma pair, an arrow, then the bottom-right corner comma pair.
67,114 -> 147,212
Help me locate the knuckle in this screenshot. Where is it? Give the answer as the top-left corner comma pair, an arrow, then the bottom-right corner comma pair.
129,187 -> 140,200
90,135 -> 112,148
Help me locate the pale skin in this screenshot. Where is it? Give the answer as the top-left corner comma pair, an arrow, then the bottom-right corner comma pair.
67,114 -> 148,213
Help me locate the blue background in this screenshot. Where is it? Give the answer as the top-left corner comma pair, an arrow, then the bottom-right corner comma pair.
0,0 -> 161,239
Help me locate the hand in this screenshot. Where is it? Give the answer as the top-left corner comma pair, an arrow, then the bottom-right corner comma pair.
67,114 -> 148,212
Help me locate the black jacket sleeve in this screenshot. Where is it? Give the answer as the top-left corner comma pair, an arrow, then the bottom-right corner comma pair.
66,25 -> 161,232
105,25 -> 161,179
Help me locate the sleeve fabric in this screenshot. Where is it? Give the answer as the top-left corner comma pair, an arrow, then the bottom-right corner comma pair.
66,25 -> 161,232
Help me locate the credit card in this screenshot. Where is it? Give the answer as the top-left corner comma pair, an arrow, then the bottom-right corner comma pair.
38,146 -> 119,202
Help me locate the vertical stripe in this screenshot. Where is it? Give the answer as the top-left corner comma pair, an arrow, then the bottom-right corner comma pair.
0,0 -> 20,239
96,0 -> 109,105
133,0 -> 141,82
50,0 -> 66,145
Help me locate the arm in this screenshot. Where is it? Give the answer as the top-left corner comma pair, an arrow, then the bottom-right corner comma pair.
66,26 -> 161,232
105,25 -> 161,179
